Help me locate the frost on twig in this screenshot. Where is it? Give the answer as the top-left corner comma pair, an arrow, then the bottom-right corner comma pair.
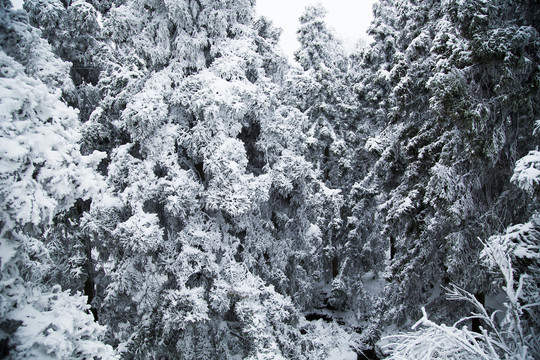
383,306 -> 498,360
382,239 -> 540,360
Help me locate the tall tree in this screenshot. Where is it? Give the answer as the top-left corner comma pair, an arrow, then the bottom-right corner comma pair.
78,0 -> 358,357
0,2 -> 114,357
356,0 -> 540,342
280,5 -> 368,315
25,0 -> 105,122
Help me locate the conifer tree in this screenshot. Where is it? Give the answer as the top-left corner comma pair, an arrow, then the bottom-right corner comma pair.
25,0 -> 104,122
0,2 -> 114,357
279,4 -> 367,314
77,0 -> 357,357
7,0 -> 538,357
356,0 -> 540,339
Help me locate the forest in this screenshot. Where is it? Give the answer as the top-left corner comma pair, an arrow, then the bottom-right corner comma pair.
0,0 -> 539,358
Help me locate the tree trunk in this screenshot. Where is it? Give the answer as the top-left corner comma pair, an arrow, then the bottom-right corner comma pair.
83,235 -> 98,321
471,292 -> 485,333
332,256 -> 339,278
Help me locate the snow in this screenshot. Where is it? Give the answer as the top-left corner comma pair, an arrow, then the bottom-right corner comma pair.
320,182 -> 342,197
327,347 -> 357,360
191,230 -> 208,238
96,11 -> 103,28
399,197 -> 412,210
96,192 -> 123,208
0,238 -> 17,270
520,166 -> 540,182
362,270 -> 386,297
4,0 -> 538,358
511,150 -> 540,194
0,137 -> 28,159
11,0 -> 23,9
305,318 -> 360,360
306,224 -> 322,239
7,287 -> 117,359
394,196 -> 414,216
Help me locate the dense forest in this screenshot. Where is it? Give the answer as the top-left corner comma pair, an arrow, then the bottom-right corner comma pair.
0,0 -> 539,358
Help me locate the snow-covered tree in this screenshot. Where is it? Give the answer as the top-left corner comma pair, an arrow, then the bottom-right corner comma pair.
25,0 -> 104,122
354,0 -> 540,341
383,236 -> 540,359
288,4 -> 356,190
0,2 -> 113,357
383,133 -> 540,359
74,0 -> 358,357
6,0 -> 538,356
277,5 -> 370,316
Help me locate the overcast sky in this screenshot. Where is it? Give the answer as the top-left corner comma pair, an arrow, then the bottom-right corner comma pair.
256,0 -> 378,58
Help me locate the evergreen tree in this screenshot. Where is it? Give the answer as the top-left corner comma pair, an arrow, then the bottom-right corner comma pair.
280,4 -> 368,315
5,0 -> 538,357
384,144 -> 540,359
25,0 -> 104,122
78,0 -> 357,357
356,0 -> 540,341
288,4 -> 356,190
0,2 -> 114,357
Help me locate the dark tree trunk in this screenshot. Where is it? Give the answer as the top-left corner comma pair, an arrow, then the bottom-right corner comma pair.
83,235 -> 98,321
332,256 -> 339,278
390,235 -> 396,260
472,292 -> 485,333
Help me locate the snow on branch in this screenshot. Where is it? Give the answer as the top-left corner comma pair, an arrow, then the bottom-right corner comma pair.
511,150 -> 540,196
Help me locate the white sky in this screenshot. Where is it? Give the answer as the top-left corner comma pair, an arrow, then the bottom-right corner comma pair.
11,0 -> 23,8
256,0 -> 378,58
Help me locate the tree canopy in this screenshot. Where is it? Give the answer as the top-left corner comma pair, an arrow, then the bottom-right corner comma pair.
1,0 -> 539,358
